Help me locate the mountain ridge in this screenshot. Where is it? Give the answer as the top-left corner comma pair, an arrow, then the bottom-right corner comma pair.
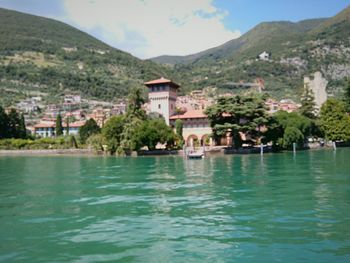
150,5 -> 350,100
0,7 -> 177,106
150,18 -> 328,65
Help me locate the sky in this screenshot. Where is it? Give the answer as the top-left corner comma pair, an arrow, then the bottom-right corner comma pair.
0,0 -> 349,59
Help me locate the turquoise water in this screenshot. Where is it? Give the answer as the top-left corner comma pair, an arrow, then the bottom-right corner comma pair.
0,149 -> 350,262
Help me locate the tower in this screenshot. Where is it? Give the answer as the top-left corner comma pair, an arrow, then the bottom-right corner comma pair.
144,77 -> 179,125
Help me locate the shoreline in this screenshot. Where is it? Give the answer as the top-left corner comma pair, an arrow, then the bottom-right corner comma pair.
0,144 -> 344,157
0,149 -> 96,156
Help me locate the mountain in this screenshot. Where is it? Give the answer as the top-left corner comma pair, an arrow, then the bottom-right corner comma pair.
0,8 -> 176,106
151,5 -> 350,100
1,5 -> 350,106
151,18 -> 327,65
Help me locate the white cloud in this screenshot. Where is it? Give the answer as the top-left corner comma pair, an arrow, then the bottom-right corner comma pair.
63,0 -> 240,59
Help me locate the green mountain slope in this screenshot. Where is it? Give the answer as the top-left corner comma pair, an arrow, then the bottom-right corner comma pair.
151,18 -> 326,65
151,5 -> 350,100
0,8 -> 175,105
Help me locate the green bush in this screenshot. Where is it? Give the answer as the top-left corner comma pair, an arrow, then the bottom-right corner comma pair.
0,136 -> 80,150
283,127 -> 304,149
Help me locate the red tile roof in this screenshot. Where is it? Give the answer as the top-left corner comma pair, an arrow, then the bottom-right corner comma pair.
34,121 -> 86,129
170,110 -> 207,120
68,121 -> 86,128
34,122 -> 55,128
144,77 -> 179,88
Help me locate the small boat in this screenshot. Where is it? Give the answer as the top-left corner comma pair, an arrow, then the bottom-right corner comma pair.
187,150 -> 204,159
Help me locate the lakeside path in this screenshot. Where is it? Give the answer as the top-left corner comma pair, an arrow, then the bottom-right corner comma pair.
0,149 -> 95,156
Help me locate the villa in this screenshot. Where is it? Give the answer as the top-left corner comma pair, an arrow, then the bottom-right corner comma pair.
145,77 -> 214,147
34,120 -> 85,138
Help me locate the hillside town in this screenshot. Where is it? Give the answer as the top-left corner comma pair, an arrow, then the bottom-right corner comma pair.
6,80 -> 306,142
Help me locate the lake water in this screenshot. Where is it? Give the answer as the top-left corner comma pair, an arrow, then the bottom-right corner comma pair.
0,149 -> 350,262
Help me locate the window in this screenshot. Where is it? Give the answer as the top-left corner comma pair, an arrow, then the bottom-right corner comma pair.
158,104 -> 161,109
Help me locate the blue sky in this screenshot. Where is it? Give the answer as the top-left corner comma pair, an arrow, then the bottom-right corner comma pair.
0,0 -> 349,58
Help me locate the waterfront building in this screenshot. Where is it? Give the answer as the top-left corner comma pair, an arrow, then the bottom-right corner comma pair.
34,120 -> 85,138
144,77 -> 178,125
169,110 -> 213,147
145,78 -> 213,146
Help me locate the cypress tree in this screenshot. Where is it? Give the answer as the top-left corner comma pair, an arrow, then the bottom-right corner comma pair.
175,119 -> 183,138
299,84 -> 317,119
66,118 -> 70,135
344,78 -> 350,112
18,113 -> 27,139
7,109 -> 20,138
56,113 -> 63,137
0,106 -> 9,139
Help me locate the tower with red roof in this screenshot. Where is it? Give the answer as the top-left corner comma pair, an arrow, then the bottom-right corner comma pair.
144,77 -> 179,125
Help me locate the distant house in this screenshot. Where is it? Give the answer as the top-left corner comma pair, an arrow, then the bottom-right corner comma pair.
64,95 -> 81,104
257,51 -> 270,61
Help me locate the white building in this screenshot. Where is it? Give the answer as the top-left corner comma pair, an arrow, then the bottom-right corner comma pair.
258,51 -> 270,61
34,121 -> 85,138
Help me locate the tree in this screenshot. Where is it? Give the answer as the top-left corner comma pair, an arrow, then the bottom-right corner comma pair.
273,111 -> 313,149
102,115 -> 125,154
67,135 -> 78,148
320,98 -> 350,141
262,111 -> 313,150
344,78 -> 350,112
175,119 -> 183,138
133,118 -> 175,151
78,118 -> 101,144
7,109 -> 21,138
261,115 -> 284,150
86,134 -> 104,152
175,119 -> 184,147
65,118 -> 70,135
299,84 -> 317,119
55,113 -> 63,137
0,106 -> 9,139
205,94 -> 269,148
283,126 -> 305,149
274,111 -> 312,138
120,117 -> 144,151
126,86 -> 146,119
119,86 -> 147,151
18,113 -> 27,139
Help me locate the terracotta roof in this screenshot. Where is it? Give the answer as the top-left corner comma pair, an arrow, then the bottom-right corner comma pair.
68,121 -> 86,128
170,110 -> 207,120
34,120 -> 86,129
144,77 -> 179,88
34,122 -> 55,128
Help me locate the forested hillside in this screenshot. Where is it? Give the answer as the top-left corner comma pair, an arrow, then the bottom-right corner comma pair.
152,6 -> 350,100
0,8 -> 177,105
1,5 -> 350,105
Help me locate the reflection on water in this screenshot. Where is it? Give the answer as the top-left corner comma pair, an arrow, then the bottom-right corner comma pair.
0,149 -> 350,262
